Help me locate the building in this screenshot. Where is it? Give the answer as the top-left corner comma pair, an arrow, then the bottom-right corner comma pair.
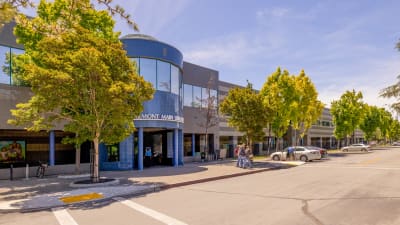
0,21 -> 364,178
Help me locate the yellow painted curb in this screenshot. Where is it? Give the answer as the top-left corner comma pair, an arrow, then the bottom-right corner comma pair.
59,192 -> 104,204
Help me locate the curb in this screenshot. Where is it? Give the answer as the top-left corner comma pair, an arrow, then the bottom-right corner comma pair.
1,162 -> 296,213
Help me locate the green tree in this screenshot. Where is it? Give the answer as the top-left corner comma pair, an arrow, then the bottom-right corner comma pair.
220,82 -> 267,151
359,105 -> 381,141
291,70 -> 324,145
8,0 -> 154,182
260,67 -> 296,150
380,40 -> 400,113
0,0 -> 32,30
388,118 -> 400,142
378,108 -> 393,144
330,90 -> 365,146
0,0 -> 138,31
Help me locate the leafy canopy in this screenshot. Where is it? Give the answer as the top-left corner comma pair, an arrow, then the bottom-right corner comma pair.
220,82 -> 267,146
330,90 -> 364,140
8,0 -> 154,146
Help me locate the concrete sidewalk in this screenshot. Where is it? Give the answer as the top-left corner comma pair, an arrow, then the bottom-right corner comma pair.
0,160 -> 303,212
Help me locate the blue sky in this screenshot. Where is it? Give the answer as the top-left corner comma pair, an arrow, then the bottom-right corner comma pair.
25,0 -> 400,108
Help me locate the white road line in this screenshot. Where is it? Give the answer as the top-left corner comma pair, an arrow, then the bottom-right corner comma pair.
114,197 -> 188,225
52,208 -> 79,225
303,165 -> 400,170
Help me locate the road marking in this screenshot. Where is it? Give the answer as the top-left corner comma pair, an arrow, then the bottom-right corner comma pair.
59,192 -> 104,204
114,197 -> 188,225
303,165 -> 400,170
52,208 -> 79,225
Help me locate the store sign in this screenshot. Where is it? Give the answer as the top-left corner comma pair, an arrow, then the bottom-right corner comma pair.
136,113 -> 184,123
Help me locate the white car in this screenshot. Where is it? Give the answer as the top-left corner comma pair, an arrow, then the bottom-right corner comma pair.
341,144 -> 371,152
270,146 -> 322,162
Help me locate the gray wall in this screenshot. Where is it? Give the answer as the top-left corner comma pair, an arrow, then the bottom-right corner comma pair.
0,84 -> 65,130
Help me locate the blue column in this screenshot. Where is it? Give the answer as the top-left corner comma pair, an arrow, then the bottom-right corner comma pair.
49,130 -> 55,166
132,132 -> 135,169
138,127 -> 144,170
178,129 -> 184,165
192,133 -> 195,159
174,128 -> 179,167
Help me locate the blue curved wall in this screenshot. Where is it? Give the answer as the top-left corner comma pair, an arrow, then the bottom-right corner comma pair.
121,38 -> 183,69
100,36 -> 184,170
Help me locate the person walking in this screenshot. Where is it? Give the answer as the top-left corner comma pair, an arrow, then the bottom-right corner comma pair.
238,145 -> 246,168
244,145 -> 253,168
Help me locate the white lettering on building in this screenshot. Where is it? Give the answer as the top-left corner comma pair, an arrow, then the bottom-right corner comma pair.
135,113 -> 184,123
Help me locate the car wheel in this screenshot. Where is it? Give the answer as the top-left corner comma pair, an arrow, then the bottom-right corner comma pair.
272,155 -> 280,161
343,149 -> 348,152
361,148 -> 367,152
300,155 -> 308,162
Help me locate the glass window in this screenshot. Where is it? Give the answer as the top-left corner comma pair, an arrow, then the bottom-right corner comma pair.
171,65 -> 179,95
107,144 -> 119,162
184,134 -> 193,156
130,57 -> 139,74
184,84 -> 193,107
10,48 -> 24,85
210,89 -> 218,108
0,46 -> 10,84
201,88 -> 209,108
157,60 -> 170,92
193,86 -> 202,108
140,58 -> 156,88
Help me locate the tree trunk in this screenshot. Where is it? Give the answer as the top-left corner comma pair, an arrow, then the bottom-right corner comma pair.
92,137 -> 100,183
75,145 -> 81,174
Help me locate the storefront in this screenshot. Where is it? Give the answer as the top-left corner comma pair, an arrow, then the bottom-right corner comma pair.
99,34 -> 184,171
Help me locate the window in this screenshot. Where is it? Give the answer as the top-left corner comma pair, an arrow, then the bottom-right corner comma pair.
10,48 -> 25,85
184,84 -> 193,107
140,58 -> 156,88
171,65 -> 179,95
107,144 -> 119,162
0,46 -> 10,84
130,58 -> 139,74
193,86 -> 202,107
202,88 -> 209,108
157,60 -> 170,92
210,89 -> 218,108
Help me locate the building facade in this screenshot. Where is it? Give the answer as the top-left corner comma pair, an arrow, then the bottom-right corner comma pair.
0,21 -> 364,177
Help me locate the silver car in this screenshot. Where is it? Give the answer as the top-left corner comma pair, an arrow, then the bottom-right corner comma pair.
341,143 -> 371,152
270,146 -> 322,162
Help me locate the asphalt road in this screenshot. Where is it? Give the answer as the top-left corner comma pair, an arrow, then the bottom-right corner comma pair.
2,147 -> 400,225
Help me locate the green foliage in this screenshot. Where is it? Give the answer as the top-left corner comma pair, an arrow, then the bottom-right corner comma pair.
0,0 -> 138,31
260,67 -> 295,139
7,0 -> 153,181
378,108 -> 393,142
220,82 -> 267,147
388,118 -> 400,141
291,70 -> 324,142
330,90 -> 364,141
359,105 -> 381,141
1,51 -> 31,86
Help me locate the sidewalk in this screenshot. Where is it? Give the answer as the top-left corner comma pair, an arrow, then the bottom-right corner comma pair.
0,159 -> 304,212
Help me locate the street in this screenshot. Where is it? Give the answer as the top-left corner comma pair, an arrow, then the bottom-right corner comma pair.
2,147 -> 400,225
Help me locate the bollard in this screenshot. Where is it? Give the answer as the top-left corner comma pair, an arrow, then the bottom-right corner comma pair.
25,163 -> 29,180
10,164 -> 13,181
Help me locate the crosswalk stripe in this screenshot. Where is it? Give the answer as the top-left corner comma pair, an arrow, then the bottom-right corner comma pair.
52,208 -> 79,225
113,197 -> 188,225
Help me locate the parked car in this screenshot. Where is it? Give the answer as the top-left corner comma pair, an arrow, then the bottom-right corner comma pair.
392,142 -> 400,146
341,143 -> 371,152
305,146 -> 328,158
270,146 -> 322,162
